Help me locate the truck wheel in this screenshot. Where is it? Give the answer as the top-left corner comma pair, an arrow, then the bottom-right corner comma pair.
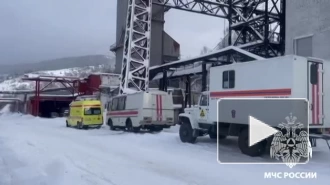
108,119 -> 115,131
179,121 -> 197,143
125,119 -> 136,132
238,128 -> 266,157
77,122 -> 83,129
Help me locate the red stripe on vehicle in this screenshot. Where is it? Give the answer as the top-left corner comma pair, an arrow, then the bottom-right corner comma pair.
107,111 -> 138,116
316,80 -> 320,124
70,104 -> 100,107
312,84 -> 316,124
159,95 -> 163,121
156,95 -> 160,121
316,64 -> 321,124
210,88 -> 291,97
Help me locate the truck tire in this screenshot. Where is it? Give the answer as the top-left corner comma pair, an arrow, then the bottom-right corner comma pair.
126,119 -> 139,132
77,122 -> 83,129
108,119 -> 115,131
238,128 -> 266,157
179,121 -> 197,143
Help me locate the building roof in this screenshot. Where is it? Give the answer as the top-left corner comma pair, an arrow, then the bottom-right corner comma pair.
22,74 -> 84,83
149,46 -> 265,80
150,46 -> 264,71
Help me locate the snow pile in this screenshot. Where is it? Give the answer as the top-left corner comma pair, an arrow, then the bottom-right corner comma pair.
0,104 -> 11,114
0,115 -> 329,185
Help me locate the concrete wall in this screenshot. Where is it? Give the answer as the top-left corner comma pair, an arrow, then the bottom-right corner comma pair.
286,0 -> 330,60
162,31 -> 181,62
114,0 -> 180,74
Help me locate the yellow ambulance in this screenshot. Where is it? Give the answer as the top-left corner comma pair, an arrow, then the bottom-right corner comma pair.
66,99 -> 103,129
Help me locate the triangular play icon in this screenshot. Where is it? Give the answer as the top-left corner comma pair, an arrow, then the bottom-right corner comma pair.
249,116 -> 279,147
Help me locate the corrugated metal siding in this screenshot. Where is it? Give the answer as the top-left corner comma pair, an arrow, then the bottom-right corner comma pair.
162,31 -> 180,62
286,0 -> 330,60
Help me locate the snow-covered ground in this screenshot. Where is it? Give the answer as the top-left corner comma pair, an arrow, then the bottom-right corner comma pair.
0,113 -> 329,185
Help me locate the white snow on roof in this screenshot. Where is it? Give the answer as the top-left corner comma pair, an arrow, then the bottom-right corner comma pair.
0,66 -> 102,91
150,46 -> 265,70
36,93 -> 79,97
152,64 -> 210,80
91,72 -> 120,76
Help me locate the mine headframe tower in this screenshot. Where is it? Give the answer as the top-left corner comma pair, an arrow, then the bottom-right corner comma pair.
120,0 -> 285,94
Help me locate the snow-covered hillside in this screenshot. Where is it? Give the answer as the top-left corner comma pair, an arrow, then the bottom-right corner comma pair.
0,65 -> 113,91
0,113 -> 329,185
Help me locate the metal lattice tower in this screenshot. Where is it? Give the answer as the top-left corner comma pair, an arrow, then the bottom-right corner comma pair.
229,0 -> 285,58
120,0 -> 285,93
120,0 -> 152,94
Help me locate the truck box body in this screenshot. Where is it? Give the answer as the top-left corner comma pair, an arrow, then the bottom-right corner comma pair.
107,90 -> 175,128
208,55 -> 329,129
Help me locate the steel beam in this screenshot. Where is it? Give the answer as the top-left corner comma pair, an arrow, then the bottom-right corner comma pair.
153,0 -> 285,58
153,0 -> 230,18
230,0 -> 285,58
121,0 -> 285,93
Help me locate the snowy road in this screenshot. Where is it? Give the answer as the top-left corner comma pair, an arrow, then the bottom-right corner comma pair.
0,114 -> 329,185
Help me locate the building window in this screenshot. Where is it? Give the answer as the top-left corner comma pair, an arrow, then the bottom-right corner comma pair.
294,35 -> 313,57
222,70 -> 235,89
107,101 -> 112,110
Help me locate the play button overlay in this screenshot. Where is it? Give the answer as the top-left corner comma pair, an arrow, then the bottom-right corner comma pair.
249,116 -> 278,147
216,98 -> 309,165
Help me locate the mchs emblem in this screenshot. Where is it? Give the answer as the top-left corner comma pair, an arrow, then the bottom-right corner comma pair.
270,113 -> 312,168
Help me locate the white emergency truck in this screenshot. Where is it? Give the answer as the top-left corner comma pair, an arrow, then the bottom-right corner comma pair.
106,90 -> 175,132
178,55 -> 330,156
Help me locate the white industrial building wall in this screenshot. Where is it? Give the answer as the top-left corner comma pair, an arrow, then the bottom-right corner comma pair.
285,0 -> 330,60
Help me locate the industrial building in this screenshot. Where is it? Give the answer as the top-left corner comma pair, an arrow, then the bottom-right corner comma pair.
0,73 -> 120,117
285,0 -> 330,60
114,0 -> 330,65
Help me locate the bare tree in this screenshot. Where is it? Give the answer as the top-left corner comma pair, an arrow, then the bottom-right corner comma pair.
200,46 -> 211,55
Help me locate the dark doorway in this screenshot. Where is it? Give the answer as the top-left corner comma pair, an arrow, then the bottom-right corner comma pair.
39,100 -> 71,118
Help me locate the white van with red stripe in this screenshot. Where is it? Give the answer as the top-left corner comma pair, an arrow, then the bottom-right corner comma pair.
178,55 -> 330,156
106,90 -> 175,132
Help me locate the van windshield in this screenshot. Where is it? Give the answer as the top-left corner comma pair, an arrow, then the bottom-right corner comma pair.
84,107 -> 102,115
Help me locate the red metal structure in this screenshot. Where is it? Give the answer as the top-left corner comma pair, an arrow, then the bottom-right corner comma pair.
22,75 -> 87,116
85,74 -> 102,95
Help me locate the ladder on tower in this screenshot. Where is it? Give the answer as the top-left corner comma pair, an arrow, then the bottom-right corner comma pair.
120,0 -> 153,94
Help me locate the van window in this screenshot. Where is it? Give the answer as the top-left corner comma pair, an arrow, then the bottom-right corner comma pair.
107,102 -> 111,110
310,63 -> 318,84
111,98 -> 118,110
200,94 -> 208,106
84,107 -> 101,115
222,70 -> 235,89
117,96 -> 126,110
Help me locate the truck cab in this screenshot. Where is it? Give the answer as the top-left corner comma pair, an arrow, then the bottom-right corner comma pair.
178,91 -> 222,143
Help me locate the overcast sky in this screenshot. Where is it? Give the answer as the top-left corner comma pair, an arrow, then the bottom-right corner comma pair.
0,0 -> 224,64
